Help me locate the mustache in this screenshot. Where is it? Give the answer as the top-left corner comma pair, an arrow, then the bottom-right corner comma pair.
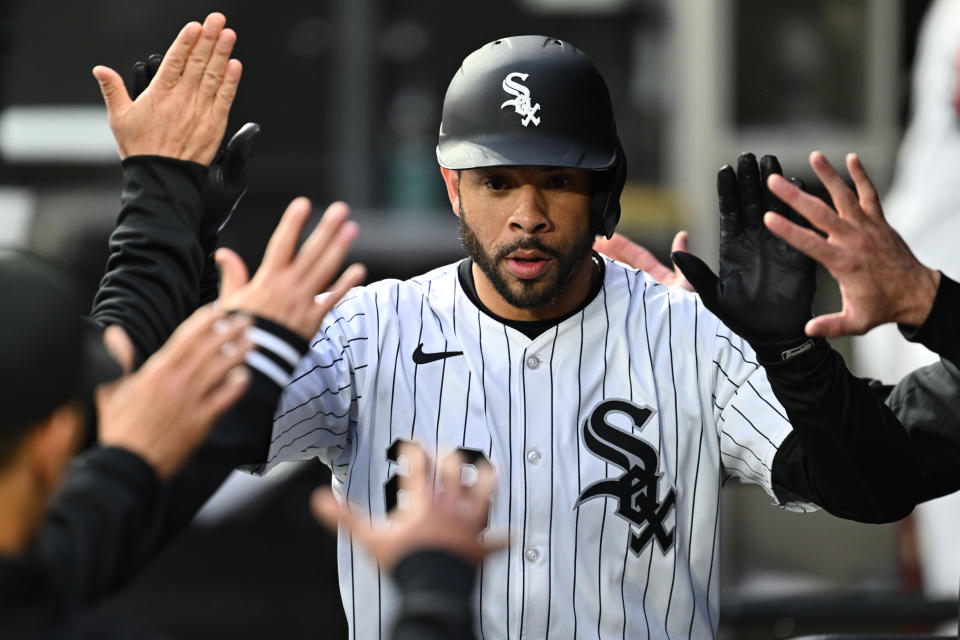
493,237 -> 560,262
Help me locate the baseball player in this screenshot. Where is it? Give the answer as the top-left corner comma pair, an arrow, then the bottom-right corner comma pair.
242,36 -> 918,639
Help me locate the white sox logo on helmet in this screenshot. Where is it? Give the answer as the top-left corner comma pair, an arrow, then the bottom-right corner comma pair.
500,72 -> 541,127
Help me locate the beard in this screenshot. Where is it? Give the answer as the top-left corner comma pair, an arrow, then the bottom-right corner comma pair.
458,206 -> 596,310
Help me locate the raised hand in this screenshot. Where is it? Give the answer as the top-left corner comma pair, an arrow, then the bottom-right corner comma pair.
311,443 -> 502,570
215,198 -> 366,340
594,231 -> 694,291
672,153 -> 816,361
92,12 -> 241,164
765,151 -> 941,337
129,51 -> 260,238
96,306 -> 252,480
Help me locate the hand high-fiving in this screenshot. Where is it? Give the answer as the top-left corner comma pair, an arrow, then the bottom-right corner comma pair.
92,12 -> 241,164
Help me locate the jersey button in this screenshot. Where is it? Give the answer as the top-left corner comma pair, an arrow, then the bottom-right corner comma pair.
525,355 -> 541,369
526,449 -> 541,465
524,547 -> 540,562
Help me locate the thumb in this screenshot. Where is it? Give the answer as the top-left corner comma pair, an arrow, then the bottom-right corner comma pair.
804,313 -> 852,338
671,230 -> 689,255
215,248 -> 250,299
671,251 -> 720,309
225,122 -> 261,182
92,65 -> 132,114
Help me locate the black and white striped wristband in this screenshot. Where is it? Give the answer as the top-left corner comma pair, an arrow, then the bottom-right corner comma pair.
243,316 -> 309,387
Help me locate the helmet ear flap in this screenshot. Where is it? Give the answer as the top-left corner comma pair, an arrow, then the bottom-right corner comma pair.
591,145 -> 627,239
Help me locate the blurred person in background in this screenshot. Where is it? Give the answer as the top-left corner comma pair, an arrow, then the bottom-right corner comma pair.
849,0 -> 960,610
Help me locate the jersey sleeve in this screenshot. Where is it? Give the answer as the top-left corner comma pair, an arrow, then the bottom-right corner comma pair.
257,290 -> 378,474
706,316 -> 816,513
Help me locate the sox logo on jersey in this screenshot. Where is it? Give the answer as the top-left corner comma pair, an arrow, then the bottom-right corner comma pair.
576,399 -> 677,555
261,257 -> 804,640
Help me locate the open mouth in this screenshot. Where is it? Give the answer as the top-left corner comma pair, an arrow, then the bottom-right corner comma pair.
504,251 -> 552,279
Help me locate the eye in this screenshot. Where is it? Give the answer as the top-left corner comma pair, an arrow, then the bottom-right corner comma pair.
546,174 -> 571,189
483,176 -> 507,191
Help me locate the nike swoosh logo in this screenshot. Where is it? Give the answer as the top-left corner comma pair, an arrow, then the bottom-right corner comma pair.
412,343 -> 463,365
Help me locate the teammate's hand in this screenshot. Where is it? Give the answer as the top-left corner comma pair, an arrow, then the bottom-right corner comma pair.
671,152 -> 816,361
92,12 -> 241,164
594,231 -> 694,291
215,198 -> 366,340
128,53 -> 260,240
95,306 -> 252,480
765,151 -> 941,337
311,444 -> 504,570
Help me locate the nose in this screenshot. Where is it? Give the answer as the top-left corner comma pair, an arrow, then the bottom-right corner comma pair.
508,185 -> 550,234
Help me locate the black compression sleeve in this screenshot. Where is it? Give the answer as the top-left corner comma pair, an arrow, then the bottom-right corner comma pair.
90,155 -> 206,366
392,550 -> 477,640
767,341 -> 919,523
899,273 -> 960,364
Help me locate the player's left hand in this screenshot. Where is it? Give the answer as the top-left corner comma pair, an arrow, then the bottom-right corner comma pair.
594,231 -> 694,291
93,12 -> 241,164
311,444 -> 505,570
672,152 -> 817,361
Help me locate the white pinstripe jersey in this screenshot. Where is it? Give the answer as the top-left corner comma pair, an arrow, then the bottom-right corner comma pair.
261,256 -> 812,640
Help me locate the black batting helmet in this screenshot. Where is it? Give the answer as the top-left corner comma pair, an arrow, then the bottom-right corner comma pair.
437,35 -> 627,238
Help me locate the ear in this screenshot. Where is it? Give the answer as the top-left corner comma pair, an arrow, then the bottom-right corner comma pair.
440,167 -> 461,216
27,403 -> 83,494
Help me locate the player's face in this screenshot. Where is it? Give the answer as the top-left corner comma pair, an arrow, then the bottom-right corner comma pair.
453,166 -> 596,316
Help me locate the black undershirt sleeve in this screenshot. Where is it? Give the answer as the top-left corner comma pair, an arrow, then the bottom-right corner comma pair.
90,156 -> 207,367
392,550 -> 477,640
766,341 -> 920,523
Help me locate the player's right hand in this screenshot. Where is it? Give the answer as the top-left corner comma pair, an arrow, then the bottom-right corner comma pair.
672,152 -> 817,361
215,198 -> 366,341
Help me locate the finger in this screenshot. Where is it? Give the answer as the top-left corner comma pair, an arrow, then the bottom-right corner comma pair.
294,201 -> 351,276
716,165 -> 741,236
309,263 -> 367,331
154,21 -> 202,91
439,450 -> 465,495
260,197 -> 314,273
197,28 -> 237,99
196,365 -> 251,425
225,122 -> 261,183
146,53 -> 162,77
310,488 -> 375,543
103,325 -> 135,374
593,233 -> 673,282
214,247 -> 250,298
212,59 -> 243,123
131,61 -> 149,100
759,154 -> 785,216
179,12 -> 227,91
763,212 -> 839,265
481,531 -> 511,554
737,152 -> 764,230
399,444 -> 431,511
805,312 -> 857,338
767,174 -> 848,237
670,230 -> 689,255
302,221 -> 360,301
185,315 -> 253,388
846,153 -> 883,219
808,151 -> 865,225
92,66 -> 133,115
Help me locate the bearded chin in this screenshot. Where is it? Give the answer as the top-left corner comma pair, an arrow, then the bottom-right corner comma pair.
457,209 -> 596,310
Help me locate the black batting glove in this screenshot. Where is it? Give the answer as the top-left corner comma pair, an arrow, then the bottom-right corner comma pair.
672,152 -> 819,363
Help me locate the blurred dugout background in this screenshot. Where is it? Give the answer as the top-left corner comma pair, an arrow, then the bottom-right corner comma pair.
0,0 -> 951,637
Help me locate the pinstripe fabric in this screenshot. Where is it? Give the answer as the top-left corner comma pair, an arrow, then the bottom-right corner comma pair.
259,257 -> 812,640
